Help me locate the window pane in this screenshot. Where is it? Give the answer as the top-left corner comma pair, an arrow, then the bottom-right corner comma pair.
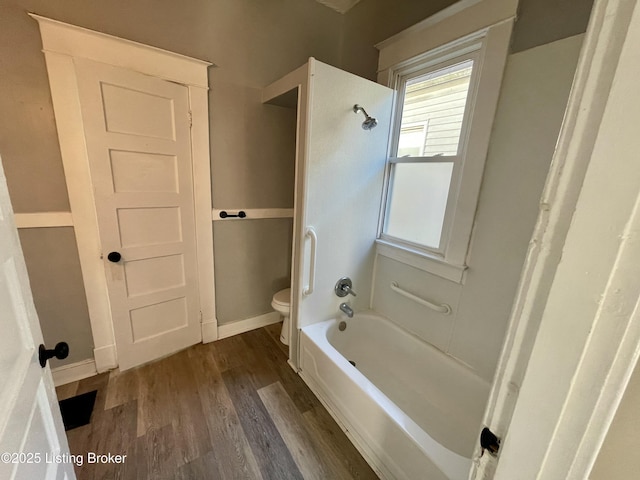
397,124 -> 426,157
398,60 -> 473,157
385,162 -> 453,249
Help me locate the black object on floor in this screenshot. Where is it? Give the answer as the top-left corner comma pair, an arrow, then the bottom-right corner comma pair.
59,390 -> 97,431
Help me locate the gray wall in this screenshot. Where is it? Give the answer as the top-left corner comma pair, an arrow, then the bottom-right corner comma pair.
0,0 -> 343,364
341,0 -> 459,80
210,86 -> 297,323
340,0 -> 595,79
511,0 -> 595,53
18,228 -> 93,367
215,219 -> 293,324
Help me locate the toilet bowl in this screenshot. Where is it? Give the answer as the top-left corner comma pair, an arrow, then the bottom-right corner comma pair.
271,288 -> 291,345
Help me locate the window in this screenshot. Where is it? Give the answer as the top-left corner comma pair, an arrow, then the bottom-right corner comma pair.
377,26 -> 511,281
384,58 -> 474,253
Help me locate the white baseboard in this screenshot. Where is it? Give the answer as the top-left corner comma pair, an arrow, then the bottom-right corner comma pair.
218,311 -> 281,339
93,344 -> 117,372
287,359 -> 299,372
201,318 -> 218,343
51,359 -> 97,387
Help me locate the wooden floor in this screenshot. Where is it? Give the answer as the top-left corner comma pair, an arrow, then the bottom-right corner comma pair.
56,323 -> 379,480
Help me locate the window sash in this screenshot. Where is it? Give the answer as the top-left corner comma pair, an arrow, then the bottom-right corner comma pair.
378,232 -> 447,257
390,52 -> 479,159
382,156 -> 460,254
389,155 -> 461,164
380,49 -> 479,258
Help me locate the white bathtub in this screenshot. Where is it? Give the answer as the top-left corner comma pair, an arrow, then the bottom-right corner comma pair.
299,312 -> 491,480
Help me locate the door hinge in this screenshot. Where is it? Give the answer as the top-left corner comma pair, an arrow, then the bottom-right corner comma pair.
199,311 -> 203,323
480,427 -> 500,457
188,110 -> 193,128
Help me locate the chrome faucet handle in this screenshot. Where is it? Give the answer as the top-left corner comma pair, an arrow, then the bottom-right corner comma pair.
342,285 -> 356,296
335,277 -> 356,297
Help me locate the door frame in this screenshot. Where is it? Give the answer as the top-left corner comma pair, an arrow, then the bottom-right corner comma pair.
472,0 -> 640,478
31,14 -> 217,372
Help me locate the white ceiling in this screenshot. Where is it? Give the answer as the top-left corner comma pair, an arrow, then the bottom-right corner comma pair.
314,0 -> 362,14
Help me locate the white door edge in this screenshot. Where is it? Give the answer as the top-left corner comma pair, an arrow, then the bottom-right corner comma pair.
0,156 -> 75,480
33,16 -> 217,371
472,0 -> 640,478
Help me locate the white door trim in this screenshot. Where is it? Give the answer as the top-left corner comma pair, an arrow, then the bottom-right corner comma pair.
29,14 -> 212,88
14,212 -> 74,228
31,14 -> 217,371
473,0 -> 640,478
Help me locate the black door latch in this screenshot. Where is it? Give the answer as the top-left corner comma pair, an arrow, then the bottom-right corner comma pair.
480,427 -> 500,456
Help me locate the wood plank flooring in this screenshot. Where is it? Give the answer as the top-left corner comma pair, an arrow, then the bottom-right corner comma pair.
56,323 -> 379,480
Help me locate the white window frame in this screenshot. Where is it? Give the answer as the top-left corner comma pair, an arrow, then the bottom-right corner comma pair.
382,48 -> 479,257
376,19 -> 514,283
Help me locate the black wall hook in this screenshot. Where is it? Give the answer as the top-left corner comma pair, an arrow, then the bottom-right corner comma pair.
219,211 -> 246,219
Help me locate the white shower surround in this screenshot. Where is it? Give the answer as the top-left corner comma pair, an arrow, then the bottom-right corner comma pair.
300,312 -> 490,479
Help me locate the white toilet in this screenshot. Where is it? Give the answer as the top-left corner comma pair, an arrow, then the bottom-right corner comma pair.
271,288 -> 291,345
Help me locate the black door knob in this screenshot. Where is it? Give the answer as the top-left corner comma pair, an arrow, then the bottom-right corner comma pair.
39,342 -> 69,368
107,251 -> 122,263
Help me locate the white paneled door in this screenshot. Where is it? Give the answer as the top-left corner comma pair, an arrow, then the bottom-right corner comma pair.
0,159 -> 74,480
74,58 -> 201,370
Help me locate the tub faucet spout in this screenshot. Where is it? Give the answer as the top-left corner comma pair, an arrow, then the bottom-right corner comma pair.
339,303 -> 354,318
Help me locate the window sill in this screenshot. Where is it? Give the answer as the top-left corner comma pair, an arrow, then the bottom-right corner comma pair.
375,239 -> 467,284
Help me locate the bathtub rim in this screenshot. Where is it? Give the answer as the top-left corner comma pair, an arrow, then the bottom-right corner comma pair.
300,313 -> 473,480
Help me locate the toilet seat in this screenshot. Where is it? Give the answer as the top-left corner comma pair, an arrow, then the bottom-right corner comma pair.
272,288 -> 291,309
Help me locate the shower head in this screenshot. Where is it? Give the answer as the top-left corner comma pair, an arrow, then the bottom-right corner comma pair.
353,104 -> 378,130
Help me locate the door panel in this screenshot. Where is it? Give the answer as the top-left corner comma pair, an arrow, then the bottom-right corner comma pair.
117,207 -> 182,247
0,159 -> 73,480
110,151 -> 178,193
101,83 -> 177,139
74,58 -> 201,370
124,255 -> 186,296
130,297 -> 188,340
